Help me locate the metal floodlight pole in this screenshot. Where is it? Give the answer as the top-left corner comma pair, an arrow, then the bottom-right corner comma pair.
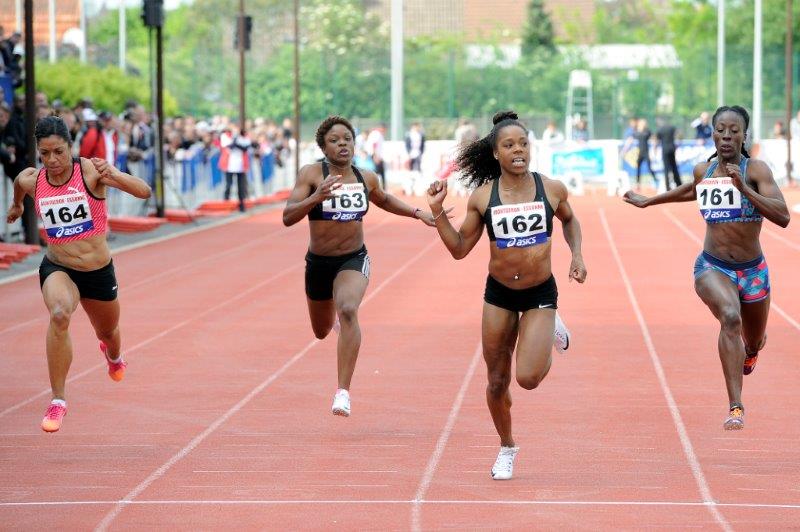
79,0 -> 87,62
390,0 -> 403,141
48,0 -> 57,63
717,0 -> 725,107
155,23 -> 165,218
786,0 -> 794,184
293,0 -> 300,179
119,0 -> 127,71
238,0 -> 246,131
752,0 -> 763,142
15,0 -> 22,32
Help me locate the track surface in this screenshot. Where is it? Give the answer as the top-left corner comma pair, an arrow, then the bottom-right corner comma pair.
2,189 -> 800,530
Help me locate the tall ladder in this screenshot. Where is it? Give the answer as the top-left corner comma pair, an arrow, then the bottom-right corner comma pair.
565,70 -> 594,140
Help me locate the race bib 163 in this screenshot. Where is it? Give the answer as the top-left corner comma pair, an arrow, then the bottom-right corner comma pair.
322,183 -> 368,222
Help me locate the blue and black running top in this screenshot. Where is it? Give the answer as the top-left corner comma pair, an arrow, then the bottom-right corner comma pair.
697,157 -> 762,224
483,172 -> 555,249
308,160 -> 370,222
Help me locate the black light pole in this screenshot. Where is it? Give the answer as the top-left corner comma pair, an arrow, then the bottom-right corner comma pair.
143,0 -> 165,217
22,0 -> 37,244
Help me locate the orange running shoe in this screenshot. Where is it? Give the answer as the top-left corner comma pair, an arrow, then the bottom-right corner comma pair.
743,335 -> 767,376
100,341 -> 127,382
723,404 -> 745,430
41,402 -> 67,433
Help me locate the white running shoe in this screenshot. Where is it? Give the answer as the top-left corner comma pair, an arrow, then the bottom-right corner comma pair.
331,388 -> 350,417
554,311 -> 570,354
491,446 -> 519,480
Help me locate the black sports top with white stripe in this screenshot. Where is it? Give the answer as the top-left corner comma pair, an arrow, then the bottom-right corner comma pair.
482,172 -> 555,249
307,161 -> 370,222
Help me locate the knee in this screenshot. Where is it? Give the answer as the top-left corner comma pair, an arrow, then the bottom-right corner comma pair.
95,326 -> 118,343
311,324 -> 331,340
516,374 -> 543,391
336,303 -> 359,325
49,305 -> 72,330
718,307 -> 742,334
486,372 -> 511,399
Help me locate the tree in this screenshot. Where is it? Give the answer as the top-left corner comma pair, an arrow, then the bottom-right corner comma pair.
521,0 -> 556,56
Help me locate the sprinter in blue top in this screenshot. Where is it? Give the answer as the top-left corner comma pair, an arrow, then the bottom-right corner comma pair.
624,105 -> 790,430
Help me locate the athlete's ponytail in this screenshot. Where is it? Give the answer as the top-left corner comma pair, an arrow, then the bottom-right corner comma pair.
706,105 -> 751,161
457,110 -> 528,189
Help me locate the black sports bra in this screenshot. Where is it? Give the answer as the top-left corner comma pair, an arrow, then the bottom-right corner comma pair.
483,172 -> 555,248
307,161 -> 370,222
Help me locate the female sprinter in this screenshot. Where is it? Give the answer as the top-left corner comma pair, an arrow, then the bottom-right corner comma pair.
6,115 -> 151,432
282,116 -> 442,417
426,111 -> 587,479
624,105 -> 790,430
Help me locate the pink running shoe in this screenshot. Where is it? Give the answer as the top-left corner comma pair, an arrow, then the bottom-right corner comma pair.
41,402 -> 67,432
100,341 -> 127,382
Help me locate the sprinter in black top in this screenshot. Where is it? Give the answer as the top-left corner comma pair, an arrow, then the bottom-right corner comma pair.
426,110 -> 586,481
283,115 -> 441,418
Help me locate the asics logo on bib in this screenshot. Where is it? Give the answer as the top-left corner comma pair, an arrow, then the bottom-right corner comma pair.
506,237 -> 517,247
54,224 -> 86,238
332,212 -> 360,222
705,210 -> 731,220
504,236 -> 541,248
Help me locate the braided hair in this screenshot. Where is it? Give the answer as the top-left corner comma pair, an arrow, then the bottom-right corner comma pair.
706,105 -> 751,161
457,110 -> 528,189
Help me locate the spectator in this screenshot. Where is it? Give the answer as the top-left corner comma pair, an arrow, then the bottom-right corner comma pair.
773,120 -> 787,140
541,120 -> 564,145
656,117 -> 681,191
403,122 -> 426,196
365,124 -> 386,188
692,111 -> 713,142
789,111 -> 800,140
634,118 -> 657,190
218,124 -> 252,212
79,108 -> 104,158
454,118 -> 479,147
572,118 -> 589,142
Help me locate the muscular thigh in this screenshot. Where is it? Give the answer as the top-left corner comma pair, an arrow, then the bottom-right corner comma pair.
42,272 -> 80,315
516,309 -> 555,377
333,269 -> 369,310
694,270 -> 740,319
482,303 -> 519,376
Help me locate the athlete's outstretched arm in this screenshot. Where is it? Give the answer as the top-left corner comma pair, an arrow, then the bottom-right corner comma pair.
86,158 -> 151,199
426,179 -> 484,260
728,159 -> 790,228
623,164 -> 702,208
6,167 -> 36,223
282,164 -> 341,226
365,171 -> 443,226
552,181 -> 586,283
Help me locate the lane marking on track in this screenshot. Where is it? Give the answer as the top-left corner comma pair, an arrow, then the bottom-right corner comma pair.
599,209 -> 732,532
94,236 -> 442,531
0,499 -> 797,509
663,209 -> 800,333
0,217 -> 398,416
763,228 -> 800,252
412,342 -> 482,532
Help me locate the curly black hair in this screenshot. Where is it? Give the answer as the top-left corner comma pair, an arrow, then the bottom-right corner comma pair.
456,110 -> 528,189
315,115 -> 356,150
707,105 -> 751,161
34,115 -> 72,145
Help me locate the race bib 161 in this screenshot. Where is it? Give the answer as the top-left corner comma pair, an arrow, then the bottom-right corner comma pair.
696,177 -> 741,221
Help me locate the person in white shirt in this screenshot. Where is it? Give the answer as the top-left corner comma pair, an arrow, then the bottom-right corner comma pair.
219,125 -> 252,212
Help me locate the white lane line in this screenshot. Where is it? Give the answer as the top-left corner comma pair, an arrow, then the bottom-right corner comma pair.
411,342 -> 482,532
599,209 -> 731,532
0,217 -> 398,417
94,237 -> 442,531
663,209 -> 800,333
0,499 -> 797,509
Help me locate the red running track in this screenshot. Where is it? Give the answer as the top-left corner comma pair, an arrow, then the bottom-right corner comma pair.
1,190 -> 800,530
